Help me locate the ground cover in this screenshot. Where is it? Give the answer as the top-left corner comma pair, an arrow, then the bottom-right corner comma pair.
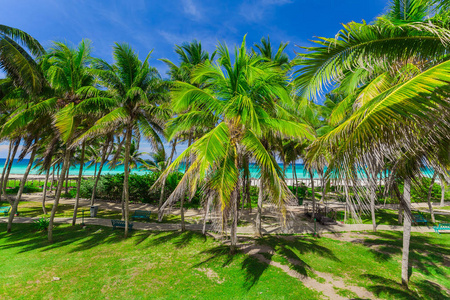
0,223 -> 321,299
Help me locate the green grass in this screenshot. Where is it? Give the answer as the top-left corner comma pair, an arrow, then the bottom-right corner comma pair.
0,223 -> 321,299
258,232 -> 450,300
335,209 -> 450,225
2,179 -> 78,194
0,201 -> 197,225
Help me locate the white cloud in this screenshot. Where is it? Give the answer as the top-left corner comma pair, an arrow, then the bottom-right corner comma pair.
239,0 -> 293,23
181,0 -> 201,19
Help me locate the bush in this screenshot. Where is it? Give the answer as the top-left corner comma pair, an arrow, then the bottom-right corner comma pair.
34,217 -> 50,231
78,172 -> 186,205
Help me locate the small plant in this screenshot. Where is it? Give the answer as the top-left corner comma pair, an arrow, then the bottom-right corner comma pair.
33,217 -> 50,231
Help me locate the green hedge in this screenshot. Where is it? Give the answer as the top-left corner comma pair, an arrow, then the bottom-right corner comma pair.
75,172 -> 203,205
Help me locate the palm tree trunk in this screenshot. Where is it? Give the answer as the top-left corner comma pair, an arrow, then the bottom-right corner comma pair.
246,166 -> 251,212
401,177 -> 412,287
48,148 -> 71,243
230,153 -> 240,253
440,179 -> 446,207
292,161 -> 295,195
310,170 -> 316,221
427,172 -> 437,223
72,141 -> 86,226
255,174 -> 264,237
202,197 -> 211,235
90,142 -> 109,206
7,146 -> 37,232
370,185 -> 377,232
123,126 -> 132,237
159,138 -> 177,210
93,162 -> 98,179
180,135 -> 192,231
398,201 -> 403,225
50,165 -> 55,192
0,139 -> 13,202
294,162 -> 298,199
2,138 -> 21,204
64,166 -> 69,194
42,167 -> 50,214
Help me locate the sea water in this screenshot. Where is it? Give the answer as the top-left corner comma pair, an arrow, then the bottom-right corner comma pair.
0,159 -> 433,179
0,158 -> 321,179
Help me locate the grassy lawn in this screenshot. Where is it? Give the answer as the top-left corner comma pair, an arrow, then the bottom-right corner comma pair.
0,223 -> 321,299
0,224 -> 448,299
335,209 -> 450,226
258,232 -> 450,300
0,201 -> 197,224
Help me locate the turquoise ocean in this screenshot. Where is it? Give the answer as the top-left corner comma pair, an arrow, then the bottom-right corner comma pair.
1,159 -> 433,179
0,158 -> 321,179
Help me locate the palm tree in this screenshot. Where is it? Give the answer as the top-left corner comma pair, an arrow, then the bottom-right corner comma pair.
294,0 -> 450,287
0,25 -> 45,95
39,40 -> 95,242
77,43 -> 167,237
156,37 -> 313,252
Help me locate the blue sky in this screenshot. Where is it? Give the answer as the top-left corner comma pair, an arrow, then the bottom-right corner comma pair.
1,0 -> 389,158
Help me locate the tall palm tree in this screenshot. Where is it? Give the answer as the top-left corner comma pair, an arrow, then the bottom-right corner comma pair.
294,0 -> 450,287
77,43 -> 168,236
156,37 -> 313,252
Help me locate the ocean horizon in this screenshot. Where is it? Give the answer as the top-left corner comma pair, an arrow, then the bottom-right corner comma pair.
0,158 -> 322,179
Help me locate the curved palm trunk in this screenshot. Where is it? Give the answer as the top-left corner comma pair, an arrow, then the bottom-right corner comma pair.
427,172 -> 437,223
294,162 -> 298,199
0,139 -> 13,202
48,148 -> 71,243
64,167 -> 69,194
42,167 -> 50,214
90,142 -> 109,206
50,165 -> 55,192
72,141 -> 86,226
7,147 -> 37,232
401,178 -> 412,287
309,170 -> 316,221
2,138 -> 21,204
123,126 -> 132,237
255,175 -> 264,237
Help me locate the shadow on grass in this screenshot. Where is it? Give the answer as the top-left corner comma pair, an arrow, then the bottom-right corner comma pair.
0,223 -> 125,254
358,231 -> 450,278
362,274 -> 449,300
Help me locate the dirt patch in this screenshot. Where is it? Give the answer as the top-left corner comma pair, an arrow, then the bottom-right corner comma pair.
241,242 -> 380,300
195,268 -> 224,284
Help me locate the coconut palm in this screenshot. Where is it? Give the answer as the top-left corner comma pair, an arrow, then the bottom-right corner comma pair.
294,0 -> 450,287
0,25 -> 45,94
156,37 -> 313,252
1,39 -> 98,240
76,43 -> 168,236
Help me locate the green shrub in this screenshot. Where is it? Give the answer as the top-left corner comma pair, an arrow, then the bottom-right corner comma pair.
33,217 -> 50,231
78,172 -> 186,205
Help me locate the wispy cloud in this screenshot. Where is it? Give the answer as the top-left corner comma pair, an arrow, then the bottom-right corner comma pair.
181,0 -> 201,19
239,0 -> 292,23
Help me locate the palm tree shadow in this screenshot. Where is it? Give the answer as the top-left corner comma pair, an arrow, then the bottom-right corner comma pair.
241,252 -> 273,290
